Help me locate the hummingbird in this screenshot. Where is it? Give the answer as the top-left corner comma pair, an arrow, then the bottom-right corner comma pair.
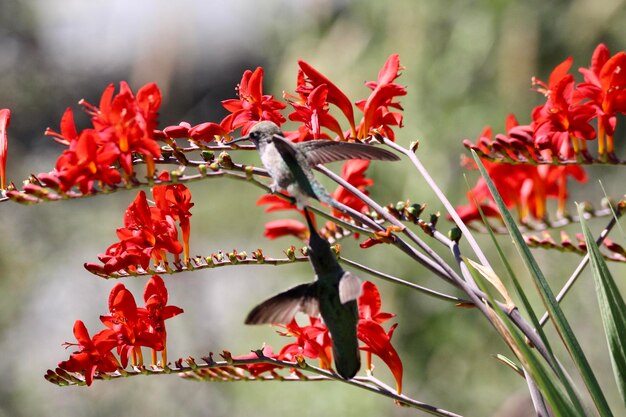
245,207 -> 362,379
229,121 -> 399,209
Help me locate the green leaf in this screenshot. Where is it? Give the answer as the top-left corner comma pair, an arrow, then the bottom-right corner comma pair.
463,173 -> 552,357
578,204 -> 626,407
472,151 -> 613,416
466,259 -> 583,417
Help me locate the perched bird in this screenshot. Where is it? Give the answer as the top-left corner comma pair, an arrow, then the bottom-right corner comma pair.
229,121 -> 399,208
245,208 -> 362,379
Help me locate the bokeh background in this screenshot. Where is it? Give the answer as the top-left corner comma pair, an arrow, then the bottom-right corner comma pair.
1,0 -> 626,416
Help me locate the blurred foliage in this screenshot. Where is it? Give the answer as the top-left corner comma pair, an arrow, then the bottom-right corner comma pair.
1,0 -> 626,416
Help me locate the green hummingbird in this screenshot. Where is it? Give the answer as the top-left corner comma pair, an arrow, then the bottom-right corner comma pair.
229,121 -> 399,208
245,207 -> 362,379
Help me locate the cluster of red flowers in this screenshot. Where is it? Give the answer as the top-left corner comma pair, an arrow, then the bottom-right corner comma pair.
58,276 -> 183,386
86,175 -> 193,274
39,82 -> 162,194
458,43 -> 626,223
206,55 -> 405,240
458,114 -> 588,223
236,281 -> 403,393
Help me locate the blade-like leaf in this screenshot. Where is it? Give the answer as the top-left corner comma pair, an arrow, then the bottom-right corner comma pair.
467,260 -> 583,417
466,258 -> 515,309
472,151 -> 612,416
578,204 -> 626,407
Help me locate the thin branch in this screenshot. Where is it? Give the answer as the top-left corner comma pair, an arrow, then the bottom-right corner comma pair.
88,252 -> 312,279
339,257 -> 469,304
383,139 -> 491,268
316,164 -> 463,286
46,354 -> 464,417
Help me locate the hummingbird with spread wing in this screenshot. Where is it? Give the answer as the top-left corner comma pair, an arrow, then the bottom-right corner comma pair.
229,121 -> 399,208
245,207 -> 362,379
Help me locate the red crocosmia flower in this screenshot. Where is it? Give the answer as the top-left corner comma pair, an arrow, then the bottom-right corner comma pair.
358,281 -> 396,324
45,107 -> 78,146
257,195 -> 315,240
458,117 -> 588,223
256,194 -> 299,213
221,67 -> 287,135
232,345 -> 281,376
98,240 -> 152,274
0,108 -> 10,190
297,61 -> 357,136
138,275 -> 183,366
357,281 -> 403,393
162,122 -> 191,139
532,59 -> 596,157
286,84 -> 345,141
54,130 -> 122,193
97,190 -> 184,274
532,56 -> 574,95
188,121 -> 227,142
355,54 -> 406,141
58,320 -> 119,386
264,219 -> 309,240
100,283 -> 164,368
121,191 -> 183,260
277,317 -> 334,371
330,160 -> 374,221
81,82 -> 162,177
357,320 -> 403,393
152,183 -> 194,261
577,44 -> 626,157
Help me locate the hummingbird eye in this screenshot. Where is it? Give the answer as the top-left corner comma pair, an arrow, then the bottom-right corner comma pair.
249,131 -> 259,141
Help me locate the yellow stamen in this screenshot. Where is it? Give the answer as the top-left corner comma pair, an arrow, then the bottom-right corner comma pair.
597,123 -> 606,159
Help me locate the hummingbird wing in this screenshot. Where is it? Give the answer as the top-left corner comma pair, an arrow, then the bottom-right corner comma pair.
338,272 -> 363,304
296,141 -> 400,165
244,282 -> 319,325
271,135 -> 318,198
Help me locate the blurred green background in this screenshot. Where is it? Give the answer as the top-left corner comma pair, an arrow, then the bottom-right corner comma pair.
1,0 -> 626,416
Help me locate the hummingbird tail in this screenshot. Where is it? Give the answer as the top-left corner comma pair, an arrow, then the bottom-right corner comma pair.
332,332 -> 361,379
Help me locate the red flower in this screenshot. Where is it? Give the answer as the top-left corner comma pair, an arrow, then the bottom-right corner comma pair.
277,317 -> 334,370
263,219 -> 308,240
138,275 -> 183,365
330,160 -> 374,221
355,54 -> 406,141
54,130 -> 122,193
358,281 -> 396,324
97,240 -> 152,274
358,320 -> 403,392
532,59 -> 596,157
357,281 -> 403,393
96,190 -> 184,273
58,320 -> 119,386
297,61 -> 357,136
286,83 -> 345,141
81,82 -> 162,177
45,107 -> 78,146
458,116 -> 587,222
577,44 -> 626,157
256,194 -> 299,213
188,121 -> 227,142
100,283 -> 164,368
152,182 -> 194,261
0,108 -> 10,190
221,67 -> 287,135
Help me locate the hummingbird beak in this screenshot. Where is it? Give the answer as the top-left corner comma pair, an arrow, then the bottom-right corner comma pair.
227,135 -> 250,145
